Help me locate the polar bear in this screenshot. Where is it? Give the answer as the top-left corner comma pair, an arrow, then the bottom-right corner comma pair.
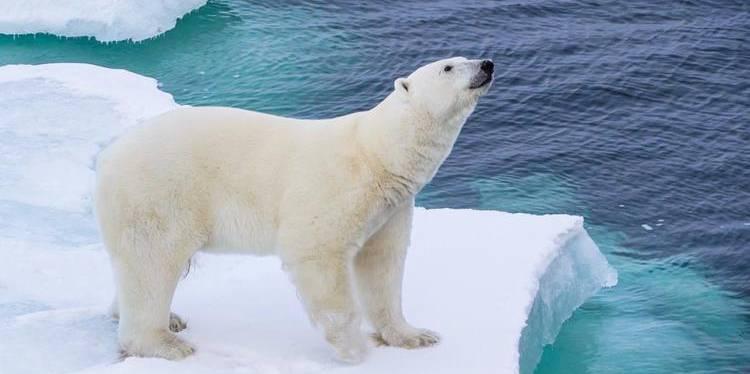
95,57 -> 494,363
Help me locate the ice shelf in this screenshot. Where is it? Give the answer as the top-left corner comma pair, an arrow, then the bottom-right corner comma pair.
0,63 -> 617,374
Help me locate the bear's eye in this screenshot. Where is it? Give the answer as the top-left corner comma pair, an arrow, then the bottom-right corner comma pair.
444,65 -> 453,72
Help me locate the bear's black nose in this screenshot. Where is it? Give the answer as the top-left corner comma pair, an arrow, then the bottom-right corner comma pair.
481,60 -> 494,74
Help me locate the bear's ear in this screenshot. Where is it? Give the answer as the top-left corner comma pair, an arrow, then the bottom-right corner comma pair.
394,77 -> 410,95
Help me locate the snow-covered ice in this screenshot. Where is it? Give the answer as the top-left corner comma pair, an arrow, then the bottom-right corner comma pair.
0,63 -> 617,374
0,64 -> 176,212
0,0 -> 207,42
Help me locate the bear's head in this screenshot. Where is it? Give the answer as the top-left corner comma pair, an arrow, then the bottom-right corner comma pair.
393,57 -> 494,123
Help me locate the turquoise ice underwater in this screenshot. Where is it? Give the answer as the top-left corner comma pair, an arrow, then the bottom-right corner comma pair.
1,0 -> 749,373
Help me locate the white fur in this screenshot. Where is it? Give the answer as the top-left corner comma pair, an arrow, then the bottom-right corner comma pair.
94,57 -> 492,363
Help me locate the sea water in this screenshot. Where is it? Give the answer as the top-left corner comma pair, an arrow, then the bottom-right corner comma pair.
0,1 -> 748,372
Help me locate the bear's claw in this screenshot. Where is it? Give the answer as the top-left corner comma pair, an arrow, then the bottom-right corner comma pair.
169,312 -> 187,333
371,328 -> 441,349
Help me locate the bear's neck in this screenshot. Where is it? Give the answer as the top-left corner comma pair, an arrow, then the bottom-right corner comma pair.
357,92 -> 473,206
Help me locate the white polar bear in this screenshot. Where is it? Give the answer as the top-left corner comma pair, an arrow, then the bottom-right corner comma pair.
95,57 -> 494,363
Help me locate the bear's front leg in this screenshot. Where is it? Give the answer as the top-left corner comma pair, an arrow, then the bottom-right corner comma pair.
282,245 -> 369,364
354,202 -> 440,349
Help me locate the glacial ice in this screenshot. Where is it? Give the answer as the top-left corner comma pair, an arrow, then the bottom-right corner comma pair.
0,63 -> 617,374
0,0 -> 207,42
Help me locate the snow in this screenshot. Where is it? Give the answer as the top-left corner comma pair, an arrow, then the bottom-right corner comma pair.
0,63 -> 177,212
0,63 -> 617,374
0,0 -> 207,42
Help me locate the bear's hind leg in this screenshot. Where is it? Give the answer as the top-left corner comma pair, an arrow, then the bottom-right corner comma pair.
111,242 -> 196,360
110,287 -> 187,333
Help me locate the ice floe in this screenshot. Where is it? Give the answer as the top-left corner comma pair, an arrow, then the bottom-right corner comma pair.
0,63 -> 617,374
0,0 -> 207,41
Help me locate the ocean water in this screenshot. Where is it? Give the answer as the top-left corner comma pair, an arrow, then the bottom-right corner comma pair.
1,0 -> 748,372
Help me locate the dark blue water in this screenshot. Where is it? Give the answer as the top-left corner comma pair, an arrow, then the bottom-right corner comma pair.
1,1 -> 748,372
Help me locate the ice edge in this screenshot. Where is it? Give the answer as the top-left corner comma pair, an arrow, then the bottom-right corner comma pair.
0,0 -> 208,42
518,218 -> 617,374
